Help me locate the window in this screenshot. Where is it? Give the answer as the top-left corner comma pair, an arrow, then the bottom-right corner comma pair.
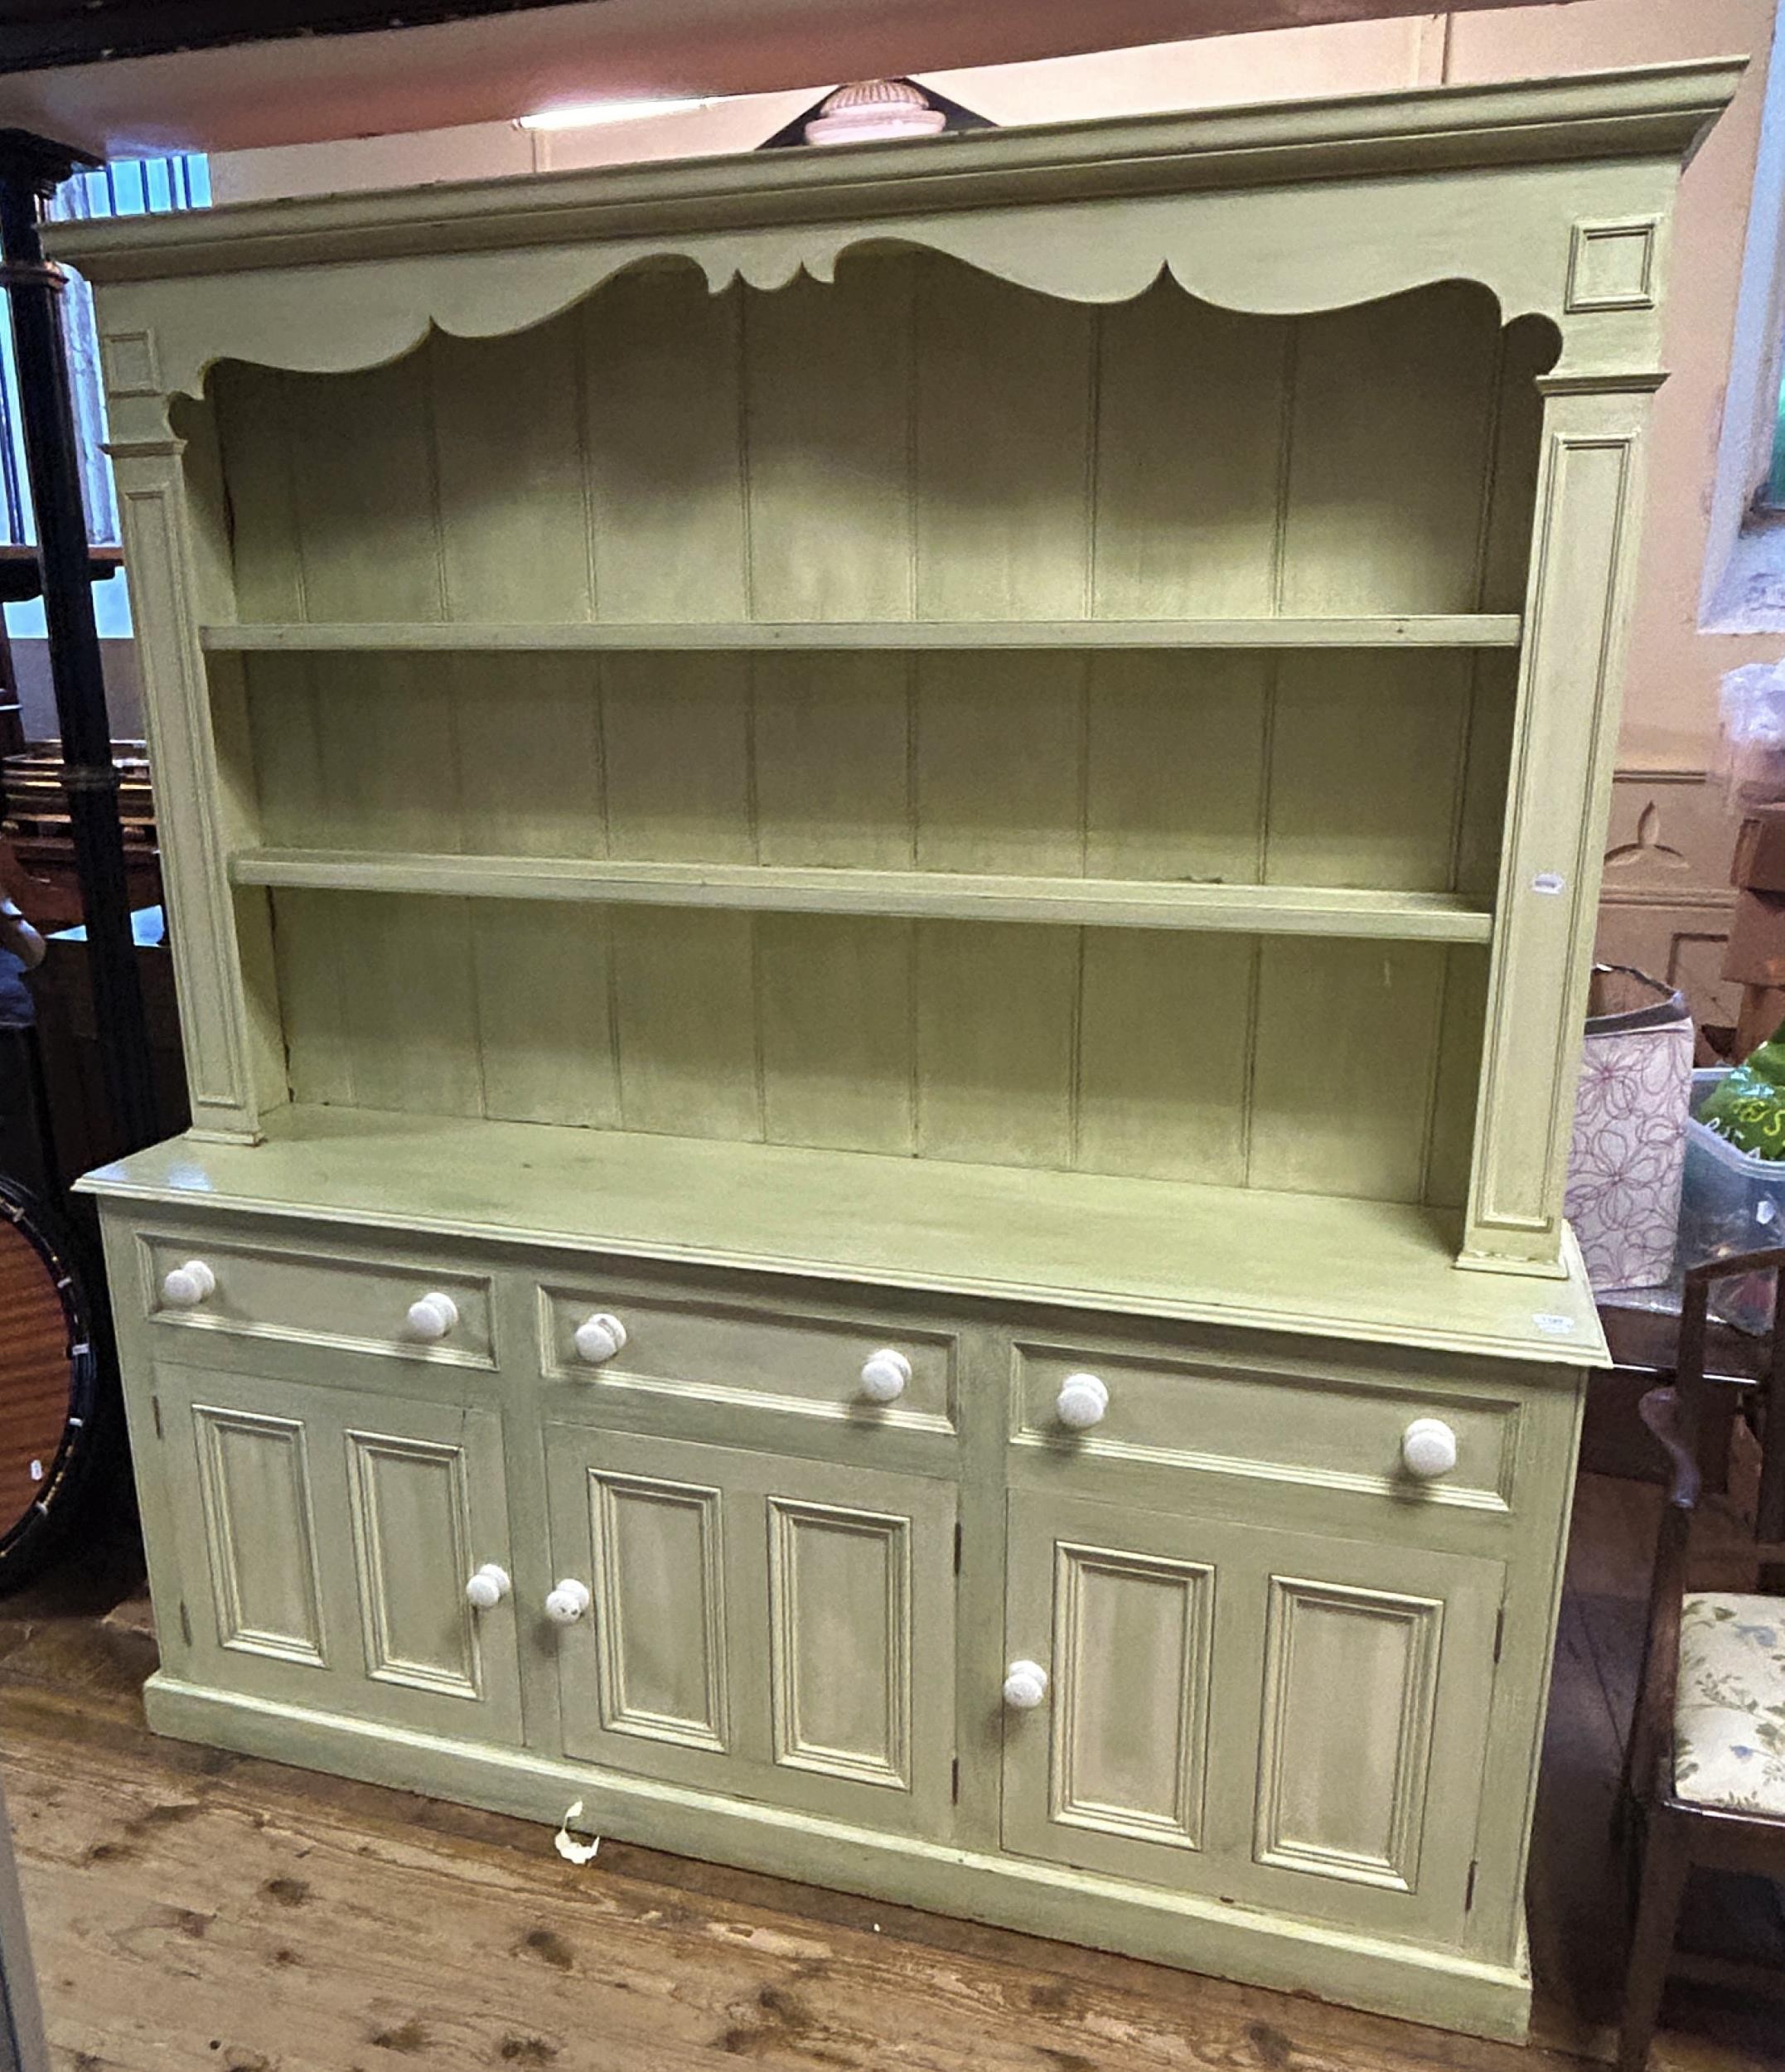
0,152 -> 210,641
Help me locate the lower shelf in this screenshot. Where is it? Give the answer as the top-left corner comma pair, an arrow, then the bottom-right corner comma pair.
227,849 -> 1495,943
79,1103 -> 1604,1364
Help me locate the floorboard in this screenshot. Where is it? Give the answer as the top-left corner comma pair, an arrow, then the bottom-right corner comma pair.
0,1480 -> 1778,2071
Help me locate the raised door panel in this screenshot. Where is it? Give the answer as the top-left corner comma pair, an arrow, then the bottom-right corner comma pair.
157,1365 -> 522,1745
1253,1575 -> 1441,1890
546,1426 -> 955,1837
1228,1532 -> 1502,1941
768,1496 -> 912,1791
191,1400 -> 326,1668
590,1468 -> 729,1754
1003,1491 -> 1218,1888
750,1450 -> 955,1836
1004,1490 -> 1502,1941
341,1404 -> 524,1743
549,1430 -> 733,1786
160,1366 -> 334,1712
1047,1542 -> 1213,1851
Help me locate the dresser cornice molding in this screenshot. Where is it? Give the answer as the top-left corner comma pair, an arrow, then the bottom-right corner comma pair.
47,60 -> 1741,401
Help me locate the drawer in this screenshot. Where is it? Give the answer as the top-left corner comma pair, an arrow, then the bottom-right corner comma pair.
538,1280 -> 955,1434
1011,1341 -> 1520,1512
138,1231 -> 496,1369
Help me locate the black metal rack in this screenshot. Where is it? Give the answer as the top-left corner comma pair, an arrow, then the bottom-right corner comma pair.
0,129 -> 156,1163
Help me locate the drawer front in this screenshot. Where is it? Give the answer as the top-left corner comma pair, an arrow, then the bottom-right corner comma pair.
539,1280 -> 955,1435
1012,1341 -> 1520,1513
138,1232 -> 496,1370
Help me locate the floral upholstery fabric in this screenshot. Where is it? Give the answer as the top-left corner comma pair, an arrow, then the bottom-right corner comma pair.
1674,1593 -> 1785,1817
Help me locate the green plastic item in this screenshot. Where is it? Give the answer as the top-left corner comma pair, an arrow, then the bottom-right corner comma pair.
1700,1022 -> 1785,1158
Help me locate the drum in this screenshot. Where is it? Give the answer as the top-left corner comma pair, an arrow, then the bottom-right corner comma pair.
0,1174 -> 109,1586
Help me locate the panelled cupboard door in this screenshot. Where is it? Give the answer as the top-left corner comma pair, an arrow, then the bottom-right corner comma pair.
1002,1490 -> 1502,1944
544,1426 -> 956,1837
153,1364 -> 523,1745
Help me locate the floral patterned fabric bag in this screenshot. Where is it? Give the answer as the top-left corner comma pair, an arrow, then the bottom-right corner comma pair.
1565,964 -> 1693,1293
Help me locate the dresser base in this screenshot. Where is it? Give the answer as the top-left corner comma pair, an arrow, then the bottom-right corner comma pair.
145,1673 -> 1534,2043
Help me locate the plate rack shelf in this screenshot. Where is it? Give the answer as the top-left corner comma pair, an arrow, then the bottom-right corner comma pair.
211,613 -> 1514,948
197,615 -> 1525,651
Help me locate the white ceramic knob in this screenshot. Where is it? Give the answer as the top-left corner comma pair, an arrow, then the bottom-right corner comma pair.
545,1578 -> 593,1625
573,1312 -> 628,1366
1003,1659 -> 1049,1711
161,1259 -> 216,1309
859,1349 -> 911,1404
1401,1416 -> 1458,1480
1055,1372 -> 1110,1431
407,1291 -> 460,1342
465,1563 -> 511,1610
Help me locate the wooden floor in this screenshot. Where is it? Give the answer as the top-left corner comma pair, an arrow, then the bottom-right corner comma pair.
0,1476 -> 1780,2072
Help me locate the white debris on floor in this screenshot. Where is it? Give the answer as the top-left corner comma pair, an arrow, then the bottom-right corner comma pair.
553,1801 -> 601,1866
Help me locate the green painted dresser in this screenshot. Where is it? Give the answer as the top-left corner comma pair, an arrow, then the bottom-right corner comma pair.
60,60 -> 1736,2039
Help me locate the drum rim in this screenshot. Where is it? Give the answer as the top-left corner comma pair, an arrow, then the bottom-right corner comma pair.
0,1174 -> 100,1565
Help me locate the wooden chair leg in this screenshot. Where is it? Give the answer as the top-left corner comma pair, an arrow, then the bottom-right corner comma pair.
1611,1766 -> 1637,1854
1619,1657 -> 1662,1850
1619,1805 -> 1691,2072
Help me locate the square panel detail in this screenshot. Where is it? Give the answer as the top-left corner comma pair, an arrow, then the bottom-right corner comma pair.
1565,220 -> 1658,312
100,327 -> 161,398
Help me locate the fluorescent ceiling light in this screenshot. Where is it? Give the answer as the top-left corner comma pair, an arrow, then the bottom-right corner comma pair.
517,96 -> 716,131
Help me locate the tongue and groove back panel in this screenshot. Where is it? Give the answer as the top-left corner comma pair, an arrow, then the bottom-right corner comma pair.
194,255 -> 1550,1205
201,257 -> 1547,624
236,660 -> 1500,1202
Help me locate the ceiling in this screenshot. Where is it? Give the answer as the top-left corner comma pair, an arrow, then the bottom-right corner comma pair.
0,0 -> 1585,157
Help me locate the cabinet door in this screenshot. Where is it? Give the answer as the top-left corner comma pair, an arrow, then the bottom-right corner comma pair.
156,1363 -> 523,1745
1002,1489 -> 1502,1942
545,1426 -> 956,1837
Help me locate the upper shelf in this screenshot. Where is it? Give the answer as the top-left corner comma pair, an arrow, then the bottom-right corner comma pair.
199,617 -> 1525,656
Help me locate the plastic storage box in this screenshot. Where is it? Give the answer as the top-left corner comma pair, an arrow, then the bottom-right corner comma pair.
1680,1067 -> 1785,1329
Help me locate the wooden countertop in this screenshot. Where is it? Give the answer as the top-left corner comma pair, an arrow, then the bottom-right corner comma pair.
80,1102 -> 1607,1369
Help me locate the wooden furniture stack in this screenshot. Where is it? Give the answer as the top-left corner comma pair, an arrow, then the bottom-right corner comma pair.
2,739 -> 160,927
0,540 -> 124,766
58,62 -> 1735,2040
1723,804 -> 1785,1057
